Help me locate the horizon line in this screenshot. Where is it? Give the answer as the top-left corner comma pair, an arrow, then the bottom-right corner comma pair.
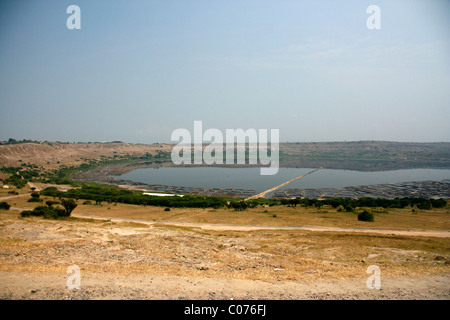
1,139 -> 450,145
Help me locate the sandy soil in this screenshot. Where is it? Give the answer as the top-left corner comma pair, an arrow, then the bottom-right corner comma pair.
1,211 -> 449,300
1,271 -> 449,300
72,213 -> 450,237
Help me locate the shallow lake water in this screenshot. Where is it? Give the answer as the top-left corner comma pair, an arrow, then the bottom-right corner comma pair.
112,167 -> 450,193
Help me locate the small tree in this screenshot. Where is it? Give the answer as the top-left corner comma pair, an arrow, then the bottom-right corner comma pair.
0,202 -> 10,210
417,201 -> 432,210
344,203 -> 355,212
358,210 -> 374,222
46,200 -> 55,208
290,198 -> 300,207
30,191 -> 40,199
60,199 -> 78,216
315,201 -> 324,209
229,201 -> 248,211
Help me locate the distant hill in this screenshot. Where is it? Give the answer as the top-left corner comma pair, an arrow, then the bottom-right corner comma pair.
279,141 -> 450,171
1,140 -> 449,171
0,142 -> 171,169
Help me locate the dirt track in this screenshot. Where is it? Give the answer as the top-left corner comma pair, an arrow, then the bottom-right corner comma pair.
72,213 -> 450,238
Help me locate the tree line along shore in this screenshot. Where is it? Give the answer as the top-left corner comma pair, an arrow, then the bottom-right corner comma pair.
6,183 -> 444,223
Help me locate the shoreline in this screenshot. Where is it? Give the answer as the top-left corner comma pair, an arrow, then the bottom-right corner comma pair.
71,163 -> 450,199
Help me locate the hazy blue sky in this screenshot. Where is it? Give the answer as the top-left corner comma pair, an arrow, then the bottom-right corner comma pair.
0,0 -> 449,143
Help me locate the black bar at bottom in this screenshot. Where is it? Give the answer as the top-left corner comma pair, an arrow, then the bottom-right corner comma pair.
1,300 -> 446,319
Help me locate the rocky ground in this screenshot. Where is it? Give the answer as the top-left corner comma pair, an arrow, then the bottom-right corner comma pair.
1,271 -> 449,300
1,211 -> 449,300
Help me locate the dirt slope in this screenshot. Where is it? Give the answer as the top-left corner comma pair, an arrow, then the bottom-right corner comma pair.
0,142 -> 171,168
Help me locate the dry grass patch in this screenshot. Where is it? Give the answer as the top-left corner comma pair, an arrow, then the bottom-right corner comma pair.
71,202 -> 450,231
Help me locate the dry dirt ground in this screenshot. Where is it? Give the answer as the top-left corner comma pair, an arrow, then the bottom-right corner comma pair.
0,142 -> 171,169
2,271 -> 449,300
1,207 -> 449,300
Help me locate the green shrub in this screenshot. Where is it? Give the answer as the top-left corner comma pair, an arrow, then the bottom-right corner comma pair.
417,202 -> 432,210
228,201 -> 248,211
60,199 -> 78,216
344,204 -> 355,212
358,210 -> 374,222
0,201 -> 10,210
45,200 -> 59,207
30,192 -> 40,198
164,207 -> 170,211
28,191 -> 41,202
20,205 -> 68,219
430,199 -> 447,208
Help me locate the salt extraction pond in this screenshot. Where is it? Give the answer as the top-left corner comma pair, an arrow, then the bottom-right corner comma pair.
111,167 -> 450,193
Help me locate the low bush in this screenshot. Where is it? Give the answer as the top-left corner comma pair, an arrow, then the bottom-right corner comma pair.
30,191 -> 40,198
20,205 -> 70,219
0,201 -> 10,210
228,201 -> 248,211
358,210 -> 374,222
45,200 -> 59,207
60,198 -> 78,216
417,202 -> 432,210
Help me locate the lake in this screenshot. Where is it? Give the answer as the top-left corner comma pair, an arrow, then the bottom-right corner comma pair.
111,167 -> 450,193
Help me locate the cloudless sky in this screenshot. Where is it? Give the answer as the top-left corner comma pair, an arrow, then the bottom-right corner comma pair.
0,0 -> 449,143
